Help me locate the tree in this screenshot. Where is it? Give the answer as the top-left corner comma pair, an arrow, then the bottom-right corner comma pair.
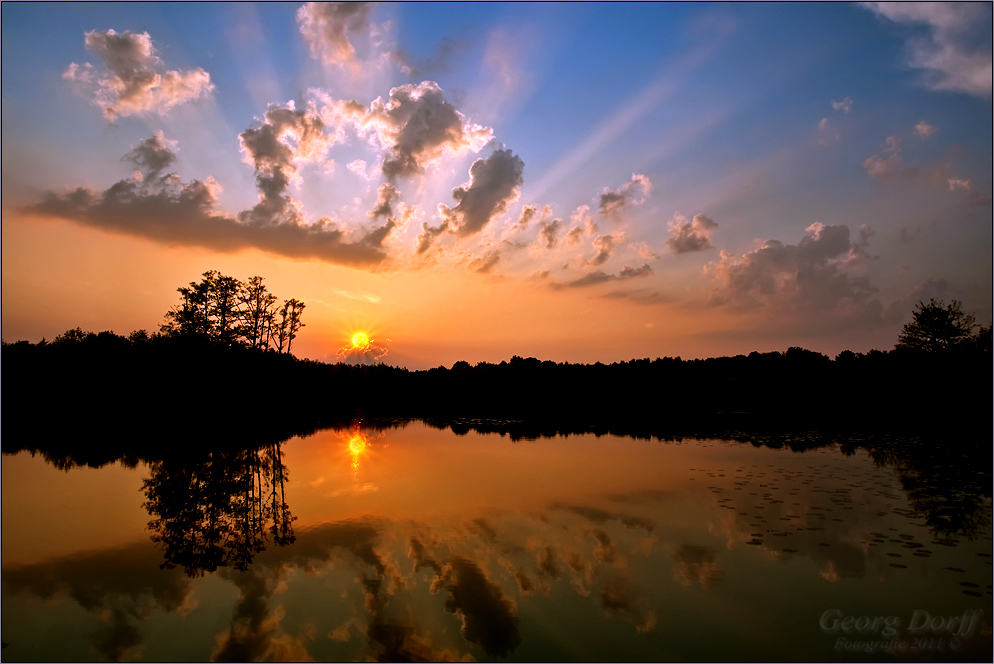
896,299 -> 977,353
238,276 -> 277,350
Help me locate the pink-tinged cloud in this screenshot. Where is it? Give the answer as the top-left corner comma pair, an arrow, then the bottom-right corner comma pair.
666,213 -> 717,253
356,81 -> 493,180
296,1 -> 373,73
709,223 -> 878,314
598,174 -> 651,220
63,29 -> 213,120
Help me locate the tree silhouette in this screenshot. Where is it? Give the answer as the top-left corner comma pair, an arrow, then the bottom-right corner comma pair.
160,271 -> 304,354
895,299 -> 978,352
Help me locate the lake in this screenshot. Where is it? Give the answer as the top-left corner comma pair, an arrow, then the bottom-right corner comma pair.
2,421 -> 991,662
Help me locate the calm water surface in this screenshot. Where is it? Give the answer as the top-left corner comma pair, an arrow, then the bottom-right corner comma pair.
2,423 -> 991,661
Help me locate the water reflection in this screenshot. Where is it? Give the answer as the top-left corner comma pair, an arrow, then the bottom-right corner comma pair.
2,423 -> 991,662
141,443 -> 295,578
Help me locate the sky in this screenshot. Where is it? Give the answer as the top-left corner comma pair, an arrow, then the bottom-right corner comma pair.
2,2 -> 991,369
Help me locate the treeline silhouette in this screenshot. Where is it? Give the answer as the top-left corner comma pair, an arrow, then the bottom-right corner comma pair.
3,325 -> 990,461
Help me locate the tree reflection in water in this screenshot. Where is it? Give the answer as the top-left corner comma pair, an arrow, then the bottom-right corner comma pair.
141,443 -> 295,577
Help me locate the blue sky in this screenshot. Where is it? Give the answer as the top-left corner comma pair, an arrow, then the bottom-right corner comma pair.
2,2 -> 991,366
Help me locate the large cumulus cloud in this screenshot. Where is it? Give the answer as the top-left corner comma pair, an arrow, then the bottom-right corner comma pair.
22,133 -> 390,266
708,223 -> 878,314
63,29 -> 213,120
357,81 -> 493,181
441,149 -> 524,236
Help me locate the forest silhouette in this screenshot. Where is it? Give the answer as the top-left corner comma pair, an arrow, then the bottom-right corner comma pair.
2,274 -> 991,458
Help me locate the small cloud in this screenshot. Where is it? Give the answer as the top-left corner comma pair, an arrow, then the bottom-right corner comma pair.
296,1 -> 374,74
551,264 -> 652,289
598,174 -> 651,220
666,213 -> 717,253
914,120 -> 937,137
831,97 -> 853,113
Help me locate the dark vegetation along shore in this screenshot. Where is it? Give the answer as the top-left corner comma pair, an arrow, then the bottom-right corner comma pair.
2,272 -> 991,462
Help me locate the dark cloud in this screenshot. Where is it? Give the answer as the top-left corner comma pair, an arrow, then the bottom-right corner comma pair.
360,81 -> 493,180
598,174 -> 651,220
442,149 -> 525,236
436,557 -> 521,657
588,234 -> 619,266
3,540 -> 192,662
536,217 -> 564,249
368,183 -> 400,221
296,1 -> 373,72
600,576 -> 657,633
416,220 -> 449,254
63,29 -> 213,120
666,213 -> 718,253
551,264 -> 653,289
238,101 -> 335,227
710,223 -> 878,314
24,136 -> 389,267
124,131 -> 177,182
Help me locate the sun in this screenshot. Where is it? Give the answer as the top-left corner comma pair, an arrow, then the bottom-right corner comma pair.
348,434 -> 367,454
351,331 -> 370,350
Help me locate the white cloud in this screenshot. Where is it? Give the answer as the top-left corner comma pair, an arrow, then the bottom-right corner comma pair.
63,29 -> 213,120
862,2 -> 992,97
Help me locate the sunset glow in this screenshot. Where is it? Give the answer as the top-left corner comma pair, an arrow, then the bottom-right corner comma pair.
1,2 -> 990,366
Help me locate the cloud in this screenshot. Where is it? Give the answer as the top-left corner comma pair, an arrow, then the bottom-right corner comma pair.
817,117 -> 840,145
552,264 -> 652,289
598,174 -> 651,220
709,223 -> 878,314
600,577 -> 657,633
63,29 -> 213,120
296,1 -> 373,73
469,250 -> 501,274
666,213 -> 718,253
124,131 -> 178,182
238,100 -> 337,226
441,149 -> 524,236
862,2 -> 992,97
416,220 -> 449,254
23,136 -> 390,267
671,544 -> 724,588
831,96 -> 853,113
358,81 -> 493,180
368,183 -> 400,221
862,134 -> 989,204
628,241 -> 659,261
535,217 -> 564,250
588,233 -> 623,266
